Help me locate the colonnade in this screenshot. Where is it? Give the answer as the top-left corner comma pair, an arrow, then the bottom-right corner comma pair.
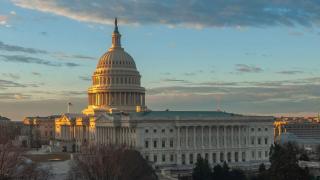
88,92 -> 145,106
96,126 -> 136,147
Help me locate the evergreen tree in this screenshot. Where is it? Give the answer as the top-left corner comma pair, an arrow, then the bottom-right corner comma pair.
268,143 -> 310,180
192,156 -> 212,180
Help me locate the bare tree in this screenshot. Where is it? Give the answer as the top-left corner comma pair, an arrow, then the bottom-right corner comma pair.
68,145 -> 158,180
0,139 -> 51,180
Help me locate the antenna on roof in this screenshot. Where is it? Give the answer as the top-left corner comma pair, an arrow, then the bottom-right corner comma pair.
67,102 -> 73,113
214,94 -> 222,112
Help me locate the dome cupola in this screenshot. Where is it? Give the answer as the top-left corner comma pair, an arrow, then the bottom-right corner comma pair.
83,18 -> 146,115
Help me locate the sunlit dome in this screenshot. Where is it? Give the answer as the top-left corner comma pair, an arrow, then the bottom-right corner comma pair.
83,18 -> 146,115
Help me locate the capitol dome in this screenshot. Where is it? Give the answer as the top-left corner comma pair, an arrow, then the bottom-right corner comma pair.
83,18 -> 146,115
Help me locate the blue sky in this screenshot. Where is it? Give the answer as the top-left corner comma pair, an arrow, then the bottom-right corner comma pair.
1,0 -> 320,120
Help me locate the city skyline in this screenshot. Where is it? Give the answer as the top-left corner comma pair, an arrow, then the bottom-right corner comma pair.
1,0 -> 320,120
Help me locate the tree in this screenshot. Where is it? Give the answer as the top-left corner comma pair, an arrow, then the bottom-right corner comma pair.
268,143 -> 310,180
68,145 -> 158,180
0,140 -> 50,180
192,156 -> 212,180
299,152 -> 310,161
212,164 -> 225,179
229,169 -> 246,180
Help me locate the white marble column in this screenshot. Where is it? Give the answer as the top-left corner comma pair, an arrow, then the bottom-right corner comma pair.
209,126 -> 212,148
193,126 -> 196,149
217,126 -> 219,148
201,126 -> 204,148
186,127 -> 188,148
231,126 -> 234,148
177,127 -> 181,149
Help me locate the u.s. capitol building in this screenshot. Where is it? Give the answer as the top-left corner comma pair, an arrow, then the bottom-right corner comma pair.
54,19 -> 274,170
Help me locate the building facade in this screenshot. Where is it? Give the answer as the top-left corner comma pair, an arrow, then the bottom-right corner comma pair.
275,117 -> 320,151
53,18 -> 274,170
23,116 -> 58,147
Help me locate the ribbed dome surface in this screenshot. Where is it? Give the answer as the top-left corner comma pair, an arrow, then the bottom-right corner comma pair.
97,48 -> 136,69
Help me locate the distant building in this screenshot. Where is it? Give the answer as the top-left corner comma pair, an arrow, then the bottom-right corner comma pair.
23,115 -> 59,148
275,117 -> 320,151
52,19 -> 275,172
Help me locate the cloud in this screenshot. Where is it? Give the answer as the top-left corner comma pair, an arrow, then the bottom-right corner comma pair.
53,52 -> 96,61
0,15 -> 8,26
79,76 -> 91,81
277,70 -> 304,75
235,64 -> 263,73
0,79 -> 26,89
0,41 -> 47,54
65,62 -> 80,67
162,78 -> 190,83
0,54 -> 80,67
288,31 -> 304,36
0,41 -> 96,61
11,0 -> 320,28
184,72 -> 196,76
32,72 -> 41,76
0,93 -> 30,100
2,73 -> 20,80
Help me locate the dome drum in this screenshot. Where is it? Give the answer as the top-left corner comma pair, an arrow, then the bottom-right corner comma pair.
83,18 -> 146,115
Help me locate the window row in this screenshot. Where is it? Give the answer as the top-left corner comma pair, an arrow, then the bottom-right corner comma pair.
145,139 -> 174,149
93,76 -> 140,85
250,137 -> 269,145
145,128 -> 174,134
251,127 -> 269,132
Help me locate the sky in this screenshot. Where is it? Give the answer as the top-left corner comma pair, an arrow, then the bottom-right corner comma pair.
1,0 -> 320,120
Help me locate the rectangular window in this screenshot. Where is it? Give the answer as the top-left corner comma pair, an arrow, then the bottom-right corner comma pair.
154,155 -> 157,162
220,153 -> 224,162
251,137 -> 255,145
190,154 -> 194,164
170,154 -> 174,162
265,138 -> 268,145
265,151 -> 268,158
212,153 -> 216,163
145,141 -> 149,148
162,154 -> 166,162
251,151 -> 255,159
242,152 -> 246,162
258,151 -> 262,159
162,140 -> 166,148
227,152 -> 231,162
235,152 -> 238,162
170,139 -> 174,148
182,154 -> 186,165
258,138 -> 261,145
145,155 -> 149,161
153,140 -> 157,148
205,153 -> 209,161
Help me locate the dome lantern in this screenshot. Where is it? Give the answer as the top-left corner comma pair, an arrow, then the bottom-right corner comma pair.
111,18 -> 122,50
83,18 -> 146,115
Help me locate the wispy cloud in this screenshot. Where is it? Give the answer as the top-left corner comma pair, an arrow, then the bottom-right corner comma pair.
0,93 -> 30,100
0,41 -> 96,61
235,64 -> 263,73
162,78 -> 190,83
0,41 -> 47,54
277,70 -> 304,75
0,15 -> 8,26
31,72 -> 41,76
79,76 -> 91,81
0,54 -> 80,67
11,0 -> 320,28
0,79 -> 26,89
1,73 -> 20,80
